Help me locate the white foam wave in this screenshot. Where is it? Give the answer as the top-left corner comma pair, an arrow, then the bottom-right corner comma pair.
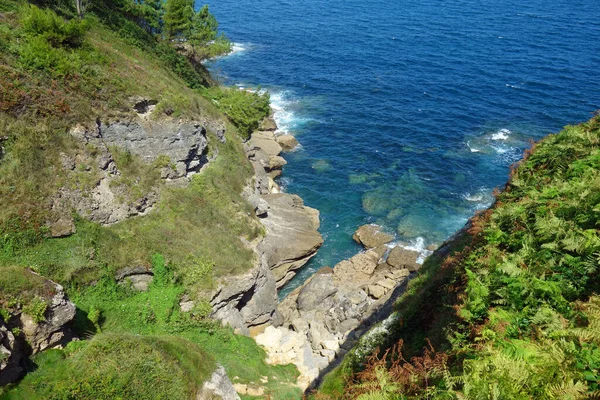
394,237 -> 433,265
491,128 -> 511,141
269,91 -> 312,135
278,177 -> 292,192
230,42 -> 246,54
463,193 -> 483,202
466,141 -> 481,153
491,144 -> 509,154
462,187 -> 493,211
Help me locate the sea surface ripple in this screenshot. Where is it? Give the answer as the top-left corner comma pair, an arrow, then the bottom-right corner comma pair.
204,0 -> 600,296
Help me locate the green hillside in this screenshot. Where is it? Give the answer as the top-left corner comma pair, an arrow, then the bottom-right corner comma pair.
0,1 -> 297,398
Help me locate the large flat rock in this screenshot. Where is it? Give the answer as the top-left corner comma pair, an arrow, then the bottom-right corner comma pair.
259,193 -> 323,287
249,131 -> 282,157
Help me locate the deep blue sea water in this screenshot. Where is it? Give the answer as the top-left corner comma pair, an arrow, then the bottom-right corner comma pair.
203,0 -> 600,296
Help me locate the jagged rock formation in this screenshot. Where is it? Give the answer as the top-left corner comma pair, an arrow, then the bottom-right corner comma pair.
99,119 -> 209,179
47,97 -> 220,233
255,225 -> 426,390
210,116 -> 321,334
210,256 -> 279,335
245,125 -> 323,288
0,271 -> 76,385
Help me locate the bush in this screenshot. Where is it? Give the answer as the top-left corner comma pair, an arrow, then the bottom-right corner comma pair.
201,87 -> 271,139
21,4 -> 88,48
22,296 -> 48,323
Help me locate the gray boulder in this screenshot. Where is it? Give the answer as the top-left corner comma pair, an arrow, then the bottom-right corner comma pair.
297,273 -> 337,312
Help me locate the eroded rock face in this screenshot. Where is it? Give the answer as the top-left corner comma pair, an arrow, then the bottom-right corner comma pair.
198,365 -> 241,400
1,272 -> 76,385
20,283 -> 76,354
259,194 -> 324,288
99,120 -> 208,178
49,117 -> 211,229
210,256 -> 278,335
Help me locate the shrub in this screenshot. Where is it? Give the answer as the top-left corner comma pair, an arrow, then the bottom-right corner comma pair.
201,87 -> 271,139
22,296 -> 48,323
21,4 -> 88,48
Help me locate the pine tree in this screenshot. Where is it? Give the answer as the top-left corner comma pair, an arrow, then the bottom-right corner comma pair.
164,0 -> 194,39
189,5 -> 218,46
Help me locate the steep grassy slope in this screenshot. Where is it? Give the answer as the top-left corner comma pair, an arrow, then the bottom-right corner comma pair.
4,333 -> 216,400
0,1 -> 296,398
0,1 -> 262,285
317,114 -> 600,399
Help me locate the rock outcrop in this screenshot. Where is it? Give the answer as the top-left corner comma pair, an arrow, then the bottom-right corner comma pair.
259,194 -> 323,288
99,119 -> 209,179
255,226 -> 424,390
198,365 -> 241,400
48,104 -> 216,232
210,255 -> 278,335
0,271 -> 76,385
20,285 -> 76,354
244,120 -> 323,288
211,115 -> 321,333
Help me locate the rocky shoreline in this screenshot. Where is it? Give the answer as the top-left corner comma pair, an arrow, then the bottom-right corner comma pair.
209,114 -> 324,336
208,112 -> 436,391
256,224 -> 430,390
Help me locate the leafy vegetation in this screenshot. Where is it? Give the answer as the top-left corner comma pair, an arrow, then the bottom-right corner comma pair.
3,262 -> 300,399
317,115 -> 600,399
202,87 -> 271,139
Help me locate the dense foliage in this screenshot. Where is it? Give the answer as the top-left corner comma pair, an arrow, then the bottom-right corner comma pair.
202,87 -> 271,140
317,115 -> 600,399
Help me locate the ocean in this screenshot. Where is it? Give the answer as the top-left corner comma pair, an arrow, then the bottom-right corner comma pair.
204,0 -> 600,296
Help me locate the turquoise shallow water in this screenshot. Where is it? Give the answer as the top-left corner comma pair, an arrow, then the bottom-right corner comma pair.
204,0 -> 600,296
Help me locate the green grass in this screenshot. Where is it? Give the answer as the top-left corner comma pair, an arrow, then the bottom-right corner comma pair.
0,2 -> 299,398
1,333 -> 216,400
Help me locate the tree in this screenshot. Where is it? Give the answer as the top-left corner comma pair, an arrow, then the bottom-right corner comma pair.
189,5 -> 217,46
74,0 -> 88,18
164,0 -> 194,39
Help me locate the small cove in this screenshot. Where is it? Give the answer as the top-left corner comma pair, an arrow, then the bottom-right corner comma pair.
205,0 -> 600,297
